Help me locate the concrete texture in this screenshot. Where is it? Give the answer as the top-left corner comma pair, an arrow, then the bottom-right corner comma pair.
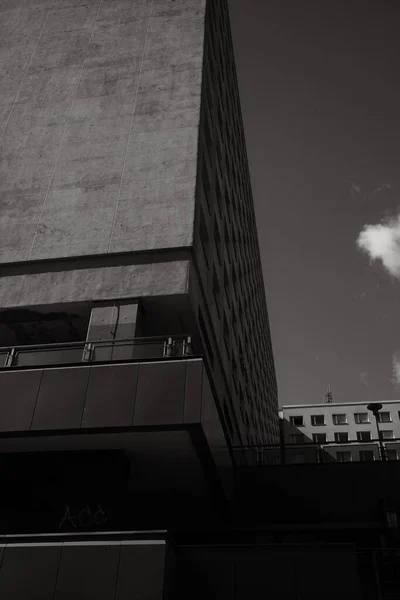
0,0 -> 205,263
0,260 -> 190,308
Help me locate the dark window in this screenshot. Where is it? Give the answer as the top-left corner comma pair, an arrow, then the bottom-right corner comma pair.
357,431 -> 371,442
290,434 -> 305,444
214,220 -> 221,263
212,268 -> 221,317
378,412 -> 391,423
336,451 -> 351,462
289,416 -> 304,427
198,309 -> 213,366
332,414 -> 347,425
359,450 -> 374,462
354,412 -> 369,424
335,432 -> 349,443
199,209 -> 209,267
386,449 -> 398,461
313,433 -> 327,444
311,415 -> 325,426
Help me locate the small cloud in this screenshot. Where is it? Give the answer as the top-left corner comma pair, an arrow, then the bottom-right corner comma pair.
357,214 -> 400,279
372,183 -> 391,194
347,181 -> 361,195
391,351 -> 400,387
360,372 -> 368,386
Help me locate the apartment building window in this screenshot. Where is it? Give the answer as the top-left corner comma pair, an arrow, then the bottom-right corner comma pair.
311,415 -> 325,426
290,434 -> 305,444
382,430 -> 394,439
313,433 -> 326,444
335,432 -> 349,443
377,412 -> 392,423
359,450 -> 374,462
354,412 -> 369,424
336,451 -> 351,462
292,452 -> 305,464
386,449 -> 398,461
333,414 -> 347,425
289,416 -> 304,427
357,431 -> 371,442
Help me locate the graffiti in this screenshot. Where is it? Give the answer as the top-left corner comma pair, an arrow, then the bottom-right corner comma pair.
58,504 -> 108,529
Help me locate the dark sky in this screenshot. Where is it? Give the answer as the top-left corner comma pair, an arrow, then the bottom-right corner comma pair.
229,0 -> 400,406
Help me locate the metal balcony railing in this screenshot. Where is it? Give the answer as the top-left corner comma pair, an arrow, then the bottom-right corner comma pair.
234,438 -> 400,467
0,335 -> 195,369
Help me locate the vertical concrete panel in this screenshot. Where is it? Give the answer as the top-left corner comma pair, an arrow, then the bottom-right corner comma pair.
0,370 -> 42,431
31,367 -> 89,430
82,364 -> 138,428
54,543 -> 120,600
0,544 -> 62,599
134,361 -> 186,426
115,542 -> 168,600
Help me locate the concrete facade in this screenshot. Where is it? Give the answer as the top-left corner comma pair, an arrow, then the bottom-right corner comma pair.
0,0 -> 203,263
281,400 -> 400,462
0,0 -> 278,447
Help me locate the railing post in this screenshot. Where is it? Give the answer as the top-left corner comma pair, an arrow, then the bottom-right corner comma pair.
163,337 -> 174,358
5,348 -> 16,367
183,336 -> 192,356
82,343 -> 93,363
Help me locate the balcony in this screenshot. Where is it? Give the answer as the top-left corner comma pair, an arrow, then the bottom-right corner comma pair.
0,335 -> 194,369
0,336 -> 233,532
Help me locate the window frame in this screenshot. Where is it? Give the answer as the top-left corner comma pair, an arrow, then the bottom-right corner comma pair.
377,411 -> 392,423
332,413 -> 347,425
312,433 -> 327,444
357,430 -> 372,442
289,415 -> 304,427
311,414 -> 325,427
381,430 -> 394,440
354,412 -> 370,424
386,448 -> 398,461
336,451 -> 352,463
334,431 -> 349,443
359,450 -> 375,462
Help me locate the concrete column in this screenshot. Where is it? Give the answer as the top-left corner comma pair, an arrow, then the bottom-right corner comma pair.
86,303 -> 140,361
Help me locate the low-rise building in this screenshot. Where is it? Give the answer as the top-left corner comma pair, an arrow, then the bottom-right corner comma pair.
279,400 -> 400,463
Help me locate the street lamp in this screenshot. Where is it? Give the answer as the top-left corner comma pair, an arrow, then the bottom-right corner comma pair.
367,403 -> 386,462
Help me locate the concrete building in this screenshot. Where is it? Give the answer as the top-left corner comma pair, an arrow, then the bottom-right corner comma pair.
0,0 -> 278,449
0,0 -> 281,597
280,400 -> 400,463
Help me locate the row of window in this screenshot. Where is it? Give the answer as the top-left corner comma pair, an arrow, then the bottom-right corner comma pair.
292,449 -> 398,463
289,411 -> 395,427
291,431 -> 396,444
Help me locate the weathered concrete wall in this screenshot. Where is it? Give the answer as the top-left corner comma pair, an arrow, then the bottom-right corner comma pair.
0,260 -> 190,308
0,0 -> 205,263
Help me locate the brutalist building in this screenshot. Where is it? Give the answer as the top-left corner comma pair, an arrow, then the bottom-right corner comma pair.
0,0 -> 280,597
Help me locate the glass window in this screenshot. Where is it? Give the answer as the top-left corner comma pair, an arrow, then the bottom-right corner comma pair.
378,412 -> 391,423
313,433 -> 326,444
292,452 -> 305,464
289,416 -> 304,427
354,412 -> 369,424
311,415 -> 325,426
359,450 -> 375,462
357,431 -> 371,442
333,413 -> 347,425
386,449 -> 398,461
290,434 -> 305,444
382,430 -> 394,439
335,432 -> 349,443
336,451 -> 351,462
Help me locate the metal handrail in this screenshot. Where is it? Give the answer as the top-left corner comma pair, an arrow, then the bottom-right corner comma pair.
0,334 -> 192,354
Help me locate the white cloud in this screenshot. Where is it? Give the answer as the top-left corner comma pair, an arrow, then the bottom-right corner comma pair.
391,351 -> 400,387
357,214 -> 400,279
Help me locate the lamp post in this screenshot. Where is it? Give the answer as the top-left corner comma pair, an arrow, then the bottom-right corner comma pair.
367,403 -> 386,462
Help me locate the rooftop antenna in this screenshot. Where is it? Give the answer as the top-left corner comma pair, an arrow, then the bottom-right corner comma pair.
324,384 -> 333,403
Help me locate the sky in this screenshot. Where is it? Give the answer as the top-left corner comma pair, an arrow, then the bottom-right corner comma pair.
229,0 -> 400,406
